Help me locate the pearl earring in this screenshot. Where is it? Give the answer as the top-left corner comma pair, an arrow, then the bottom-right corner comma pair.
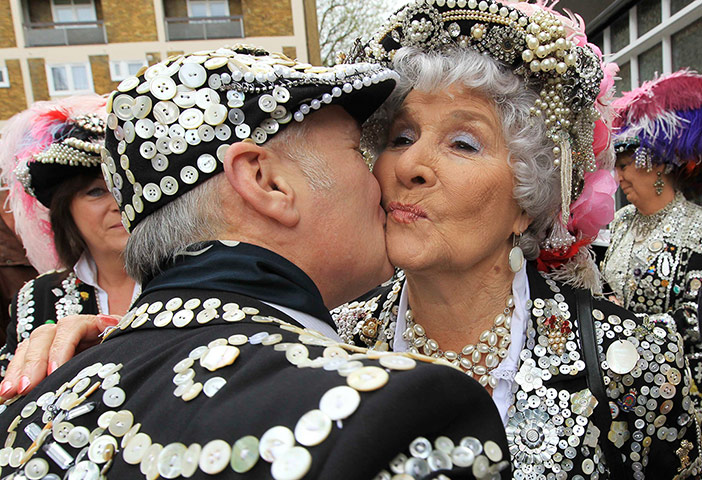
509,232 -> 524,273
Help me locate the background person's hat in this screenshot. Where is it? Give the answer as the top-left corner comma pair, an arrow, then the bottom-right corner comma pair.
103,44 -> 399,232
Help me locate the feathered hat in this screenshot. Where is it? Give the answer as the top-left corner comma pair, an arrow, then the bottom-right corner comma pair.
613,70 -> 702,177
0,94 -> 107,272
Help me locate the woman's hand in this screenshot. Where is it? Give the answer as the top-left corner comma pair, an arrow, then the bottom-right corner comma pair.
0,314 -> 119,400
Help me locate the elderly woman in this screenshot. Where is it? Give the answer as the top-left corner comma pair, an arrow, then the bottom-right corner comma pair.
330,1 -> 701,478
602,71 -> 702,407
0,96 -> 137,393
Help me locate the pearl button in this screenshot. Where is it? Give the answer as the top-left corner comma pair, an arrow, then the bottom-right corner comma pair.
88,435 -> 118,463
346,366 -> 389,391
160,175 -> 179,196
143,183 -> 162,202
197,153 -> 217,173
152,153 -> 169,172
133,96 -> 153,119
204,104 -> 227,126
173,88 -> 197,108
157,442 -> 187,479
170,137 -> 188,154
199,439 -> 231,474
113,94 -> 135,121
180,166 -> 199,185
173,309 -> 195,327
179,108 -> 204,129
294,409 -> 332,446
123,121 -> 136,143
235,124 -> 251,139
258,94 -> 277,113
227,90 -> 245,108
228,108 -> 245,125
198,124 -> 215,142
151,76 -> 178,100
196,88 -> 220,109
153,101 -> 180,125
259,426 -> 295,463
271,446 -> 312,480
319,385 -> 361,420
231,436 -> 259,473
215,124 -> 232,140
179,63 -> 207,88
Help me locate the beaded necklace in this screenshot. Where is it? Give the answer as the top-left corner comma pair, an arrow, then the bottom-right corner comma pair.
402,295 -> 514,388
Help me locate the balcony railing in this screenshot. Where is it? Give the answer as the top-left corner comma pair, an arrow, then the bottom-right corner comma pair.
24,20 -> 107,47
165,15 -> 244,41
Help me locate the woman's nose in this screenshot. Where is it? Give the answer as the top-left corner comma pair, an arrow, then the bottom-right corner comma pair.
394,143 -> 436,189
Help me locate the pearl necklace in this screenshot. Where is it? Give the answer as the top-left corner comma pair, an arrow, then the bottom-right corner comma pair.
402,296 -> 514,389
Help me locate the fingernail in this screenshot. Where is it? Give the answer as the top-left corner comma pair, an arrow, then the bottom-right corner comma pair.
0,381 -> 11,397
98,314 -> 119,325
48,362 -> 58,375
18,376 -> 30,395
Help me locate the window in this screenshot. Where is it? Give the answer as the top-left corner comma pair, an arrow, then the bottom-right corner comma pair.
109,60 -> 147,81
638,43 -> 662,84
0,65 -> 9,88
615,61 -> 631,96
47,63 -> 93,96
673,17 -> 702,72
52,0 -> 96,23
611,14 -> 630,53
672,0 -> 695,15
637,0 -> 661,37
187,0 -> 229,18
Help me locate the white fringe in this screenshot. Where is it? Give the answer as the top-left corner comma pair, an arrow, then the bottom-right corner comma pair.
544,246 -> 604,296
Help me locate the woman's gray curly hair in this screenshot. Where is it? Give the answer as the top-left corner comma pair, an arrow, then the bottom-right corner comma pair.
364,46 -> 561,260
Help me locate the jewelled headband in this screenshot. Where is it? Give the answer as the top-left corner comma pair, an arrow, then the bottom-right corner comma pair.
103,44 -> 399,232
345,0 -> 614,227
15,113 -> 105,206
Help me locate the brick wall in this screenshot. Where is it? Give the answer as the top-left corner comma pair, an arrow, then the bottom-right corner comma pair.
0,0 -> 16,48
0,60 -> 27,120
229,0 -> 242,15
27,58 -> 49,102
89,55 -> 118,95
102,0 -> 158,42
242,0 -> 293,37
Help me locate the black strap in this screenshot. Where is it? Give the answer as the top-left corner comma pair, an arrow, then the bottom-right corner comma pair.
575,288 -> 628,479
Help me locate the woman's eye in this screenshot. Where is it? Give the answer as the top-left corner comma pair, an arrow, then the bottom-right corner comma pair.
388,129 -> 415,147
451,134 -> 482,153
86,187 -> 107,197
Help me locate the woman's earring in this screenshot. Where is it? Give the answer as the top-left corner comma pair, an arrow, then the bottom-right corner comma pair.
654,171 -> 664,196
509,233 -> 524,273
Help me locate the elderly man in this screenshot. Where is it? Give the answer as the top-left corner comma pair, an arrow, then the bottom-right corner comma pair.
0,46 -> 509,480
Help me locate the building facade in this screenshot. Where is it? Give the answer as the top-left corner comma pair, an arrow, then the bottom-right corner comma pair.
559,0 -> 702,94
0,0 -> 321,121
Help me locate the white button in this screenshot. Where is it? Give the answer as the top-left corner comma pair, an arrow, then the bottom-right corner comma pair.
223,309 -> 245,322
103,386 -> 126,408
180,166 -> 199,185
170,137 -> 188,154
484,440 -> 503,462
259,426 -> 295,463
125,169 -> 136,184
154,310 -> 173,327
107,113 -> 119,129
196,308 -> 218,324
109,410 -> 134,437
169,124 -> 186,138
174,88 -> 197,108
156,136 -> 172,154
118,76 -> 140,92
217,144 -> 230,162
153,101 -> 180,124
207,73 -> 222,89
231,436 -> 259,473
123,121 -> 136,143
294,409 -> 332,447
215,125 -> 231,141
197,154 -> 217,173
203,298 -> 222,309
227,90 -> 245,108
135,119 -> 155,139
195,88 -> 220,109
119,154 -> 130,169
181,443 -> 201,478
167,297 -> 183,310
145,63 -> 168,80
451,446 -> 475,467
285,344 -> 309,365
124,433 -> 152,465
228,108 -> 245,125
152,153 -> 169,172
200,345 -> 240,371
179,63 -> 207,88
203,376 -> 227,397
132,312 -> 150,328
133,96 -> 153,119
179,108 -> 204,129
157,442 -> 187,479
199,439 -> 231,474
68,426 -> 91,448
252,128 -> 267,144
261,119 -> 279,134
133,194 -> 144,213
160,176 -> 179,196
139,141 -> 157,160
125,204 -> 135,221
89,435 -> 118,463
151,76 -> 177,100
24,457 -> 50,479
154,123 -> 168,137
271,106 -> 288,119
228,334 -> 248,345
319,385 -> 361,420
136,80 -> 152,94
205,56 -> 228,70
69,460 -> 100,480
185,129 -> 201,146
183,298 -> 201,310
112,172 -> 123,190
204,104 -> 227,126
271,446 -> 312,480
141,443 -> 163,477
143,183 -> 162,202
379,355 -> 416,371
173,309 -> 194,327
258,94 -> 277,113
235,124 -> 251,139
198,124 -> 215,142
347,366 -> 389,391
273,86 -> 291,103
113,94 -> 135,121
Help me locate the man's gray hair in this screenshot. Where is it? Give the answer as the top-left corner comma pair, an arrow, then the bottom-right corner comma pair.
378,46 -> 560,260
124,122 -> 335,283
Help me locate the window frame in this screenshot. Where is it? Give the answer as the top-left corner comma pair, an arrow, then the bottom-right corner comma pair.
0,65 -> 9,88
50,0 -> 97,24
46,62 -> 94,96
109,60 -> 148,82
186,0 -> 230,19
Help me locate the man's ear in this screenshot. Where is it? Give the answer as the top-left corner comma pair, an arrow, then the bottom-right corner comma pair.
222,141 -> 300,227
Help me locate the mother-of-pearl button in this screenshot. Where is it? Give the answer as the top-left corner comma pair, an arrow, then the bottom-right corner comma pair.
179,108 -> 204,129
228,108 -> 245,124
347,366 -> 389,391
235,124 -> 251,139
113,95 -> 135,121
200,345 -> 240,371
231,435 -> 259,473
203,376 -> 227,397
140,443 -> 163,476
483,440 -> 502,462
227,91 -> 245,108
319,385 -> 361,420
170,137 -> 188,154
259,426 -> 295,462
294,409 -> 332,446
215,124 -> 232,140
179,63 -> 207,88
158,442 -> 187,479
273,86 -> 291,103
196,88 -> 219,109
199,439 -> 231,474
133,96 -> 153,119
379,355 -> 416,371
160,176 -> 179,196
204,104 -> 227,126
108,410 -> 134,437
152,153 -> 169,171
142,183 -> 162,203
271,446 -> 312,480
606,339 -> 640,375
139,141 -> 157,159
118,76 -> 140,92
24,457 -> 50,479
195,153 -> 217,174
258,94 -> 277,113
135,119 -> 155,139
103,386 -> 126,408
68,460 -> 100,480
185,129 -> 201,145
181,443 -> 201,478
88,435 -> 118,463
174,89 -> 197,108
151,76 -> 177,100
153,101 -> 179,124
68,426 -> 91,448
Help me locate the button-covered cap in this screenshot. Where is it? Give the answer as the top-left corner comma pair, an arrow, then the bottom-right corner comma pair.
104,44 -> 399,231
